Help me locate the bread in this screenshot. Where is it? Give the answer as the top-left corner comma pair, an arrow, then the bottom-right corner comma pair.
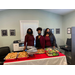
5,52 -> 17,59
37,49 -> 45,54
18,51 -> 28,58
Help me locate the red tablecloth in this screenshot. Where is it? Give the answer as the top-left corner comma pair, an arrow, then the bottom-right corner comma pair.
4,52 -> 65,64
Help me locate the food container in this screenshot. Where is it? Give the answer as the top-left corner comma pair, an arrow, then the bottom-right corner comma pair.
26,46 -> 37,55
4,52 -> 18,61
36,52 -> 45,54
36,49 -> 45,54
46,52 -> 59,56
17,51 -> 29,60
17,56 -> 29,60
4,58 -> 17,61
46,52 -> 53,56
45,47 -> 52,50
45,47 -> 59,56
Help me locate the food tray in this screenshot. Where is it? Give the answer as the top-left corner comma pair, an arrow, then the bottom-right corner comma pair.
17,51 -> 29,60
36,52 -> 45,54
4,53 -> 18,61
45,47 -> 59,51
44,47 -> 52,49
4,58 -> 17,61
46,52 -> 59,57
27,50 -> 37,53
28,52 -> 36,55
36,49 -> 45,54
17,56 -> 29,60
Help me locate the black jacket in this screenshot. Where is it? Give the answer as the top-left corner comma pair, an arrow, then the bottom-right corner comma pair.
49,34 -> 57,47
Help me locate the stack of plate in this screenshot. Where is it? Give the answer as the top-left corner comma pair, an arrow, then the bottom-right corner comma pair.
26,46 -> 37,54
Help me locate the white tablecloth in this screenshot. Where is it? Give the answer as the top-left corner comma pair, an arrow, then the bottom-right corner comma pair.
4,56 -> 67,65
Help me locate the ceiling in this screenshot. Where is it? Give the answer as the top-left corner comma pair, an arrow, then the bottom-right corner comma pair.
42,9 -> 75,15
0,9 -> 75,15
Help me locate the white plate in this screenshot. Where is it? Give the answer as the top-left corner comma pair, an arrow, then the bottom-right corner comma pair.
27,49 -> 37,52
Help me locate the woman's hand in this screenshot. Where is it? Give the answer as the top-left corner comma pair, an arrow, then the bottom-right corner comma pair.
23,46 -> 26,50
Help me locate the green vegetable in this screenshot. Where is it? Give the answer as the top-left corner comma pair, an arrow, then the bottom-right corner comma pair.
46,48 -> 48,50
52,50 -> 55,52
53,53 -> 59,56
53,53 -> 56,56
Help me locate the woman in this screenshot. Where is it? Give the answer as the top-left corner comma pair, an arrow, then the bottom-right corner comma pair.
36,27 -> 45,49
44,28 -> 57,48
23,28 -> 34,50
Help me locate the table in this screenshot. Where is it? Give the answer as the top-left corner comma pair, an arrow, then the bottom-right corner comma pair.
4,52 -> 67,65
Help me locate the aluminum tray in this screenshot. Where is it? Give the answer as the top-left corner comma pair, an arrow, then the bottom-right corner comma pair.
4,52 -> 18,61
17,56 -> 29,60
17,52 -> 29,59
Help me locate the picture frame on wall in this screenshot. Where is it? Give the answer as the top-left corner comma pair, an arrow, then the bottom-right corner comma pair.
1,30 -> 8,36
10,30 -> 16,36
56,28 -> 60,34
67,28 -> 71,34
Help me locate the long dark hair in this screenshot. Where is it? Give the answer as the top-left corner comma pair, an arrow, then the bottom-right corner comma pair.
44,28 -> 53,37
27,28 -> 33,35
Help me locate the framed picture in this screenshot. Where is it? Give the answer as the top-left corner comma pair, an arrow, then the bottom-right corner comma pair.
10,30 -> 16,36
56,28 -> 60,34
1,30 -> 8,36
50,29 -> 54,34
67,28 -> 71,34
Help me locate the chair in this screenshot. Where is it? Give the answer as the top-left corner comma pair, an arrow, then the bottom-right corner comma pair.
60,38 -> 71,51
0,46 -> 10,65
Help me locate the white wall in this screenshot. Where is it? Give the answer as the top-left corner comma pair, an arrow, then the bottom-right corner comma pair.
0,9 -> 64,51
62,11 -> 75,44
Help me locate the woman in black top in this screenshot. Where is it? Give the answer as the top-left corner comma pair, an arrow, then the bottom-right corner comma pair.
36,27 -> 45,49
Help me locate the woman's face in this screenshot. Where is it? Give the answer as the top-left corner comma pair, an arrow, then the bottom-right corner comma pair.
38,30 -> 41,34
27,29 -> 32,34
47,29 -> 50,32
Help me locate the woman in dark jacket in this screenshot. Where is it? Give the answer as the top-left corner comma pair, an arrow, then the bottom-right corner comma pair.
23,28 -> 34,50
44,28 -> 57,48
36,27 -> 45,49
